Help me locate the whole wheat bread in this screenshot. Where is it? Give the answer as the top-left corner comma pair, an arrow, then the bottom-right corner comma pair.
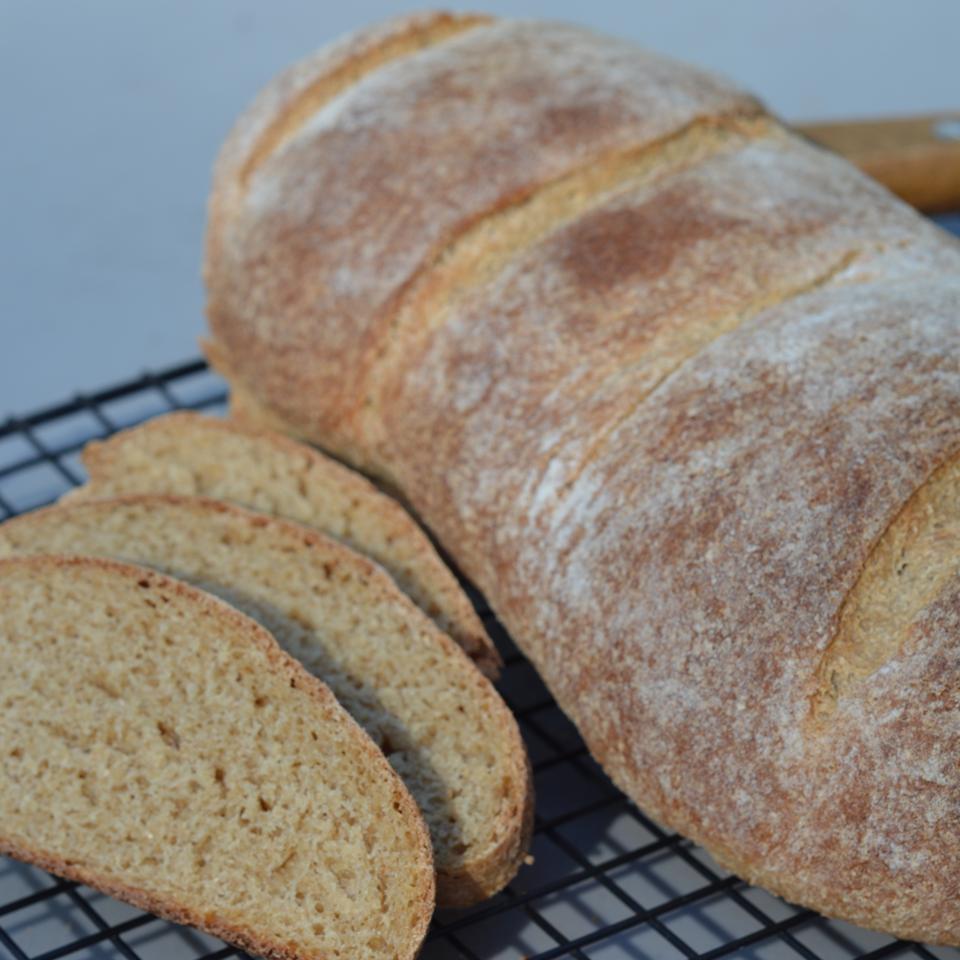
0,555 -> 434,960
0,495 -> 531,906
71,411 -> 499,678
200,10 -> 960,943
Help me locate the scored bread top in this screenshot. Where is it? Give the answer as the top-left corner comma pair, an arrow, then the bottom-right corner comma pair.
492,277 -> 960,941
201,10 -> 960,942
0,555 -> 434,960
205,13 -> 761,461
209,10 -> 489,202
0,495 -> 531,906
71,411 -> 500,678
371,129 -> 960,591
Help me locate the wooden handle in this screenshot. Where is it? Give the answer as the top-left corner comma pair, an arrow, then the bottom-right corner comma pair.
796,114 -> 960,213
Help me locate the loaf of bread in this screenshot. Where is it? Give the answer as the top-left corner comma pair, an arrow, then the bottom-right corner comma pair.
202,11 -> 960,943
70,411 -> 499,677
0,494 -> 531,906
0,555 -> 433,960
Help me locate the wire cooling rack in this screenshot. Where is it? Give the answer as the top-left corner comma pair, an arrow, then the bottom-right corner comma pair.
1,354 -> 959,960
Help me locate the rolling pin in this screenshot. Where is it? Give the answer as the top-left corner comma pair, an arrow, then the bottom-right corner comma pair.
798,113 -> 960,213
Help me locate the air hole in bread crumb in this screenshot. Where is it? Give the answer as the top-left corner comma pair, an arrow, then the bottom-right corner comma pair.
157,721 -> 180,750
254,695 -> 268,708
258,796 -> 272,812
137,578 -> 151,589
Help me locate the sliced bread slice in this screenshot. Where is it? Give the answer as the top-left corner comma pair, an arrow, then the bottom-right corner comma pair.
0,496 -> 532,906
0,555 -> 433,960
69,412 -> 500,678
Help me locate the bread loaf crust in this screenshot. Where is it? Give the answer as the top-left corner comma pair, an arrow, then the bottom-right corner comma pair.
205,12 -> 960,942
373,132 -> 960,590
205,14 -> 761,462
494,279 -> 960,940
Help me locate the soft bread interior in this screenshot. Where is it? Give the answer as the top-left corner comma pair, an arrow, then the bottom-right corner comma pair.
71,411 -> 499,677
0,496 -> 530,905
0,556 -> 432,960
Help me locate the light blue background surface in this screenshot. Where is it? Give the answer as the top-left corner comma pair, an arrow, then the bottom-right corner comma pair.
2,0 -> 958,417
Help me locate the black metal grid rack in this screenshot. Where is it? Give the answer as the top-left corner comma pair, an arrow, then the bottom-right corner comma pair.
1,356 -> 959,960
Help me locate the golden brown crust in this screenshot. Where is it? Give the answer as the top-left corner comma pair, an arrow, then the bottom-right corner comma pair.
75,409 -> 500,678
202,11 -> 960,944
204,10 -> 494,466
485,279 -> 960,944
208,338 -> 319,438
231,13 -> 491,190
205,10 -> 491,300
205,16 -> 760,461
0,554 -> 435,960
371,131 -> 959,592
